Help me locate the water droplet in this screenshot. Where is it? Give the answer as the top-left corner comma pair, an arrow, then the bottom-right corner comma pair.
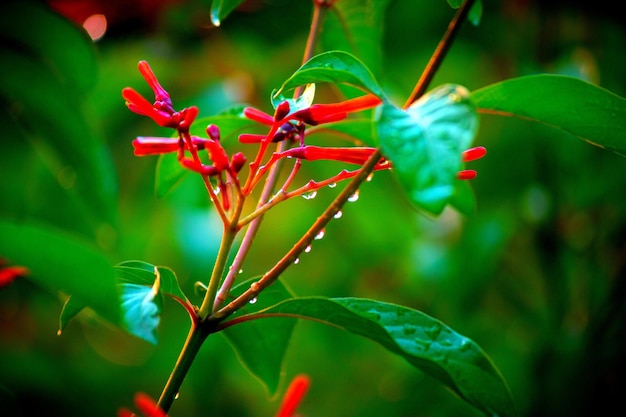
333,210 -> 343,219
366,173 -> 374,182
315,229 -> 325,240
250,281 -> 260,292
305,245 -> 312,253
328,182 -> 337,188
57,329 -> 62,336
348,190 -> 359,202
249,297 -> 258,304
213,187 -> 220,195
294,257 -> 300,265
174,392 -> 180,400
238,269 -> 243,274
302,190 -> 317,200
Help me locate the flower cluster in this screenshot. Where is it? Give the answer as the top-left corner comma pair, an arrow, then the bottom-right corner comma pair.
122,61 -> 485,215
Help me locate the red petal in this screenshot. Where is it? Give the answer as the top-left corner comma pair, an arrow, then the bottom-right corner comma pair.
275,375 -> 310,417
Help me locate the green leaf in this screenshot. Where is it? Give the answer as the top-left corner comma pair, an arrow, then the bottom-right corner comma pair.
321,0 -> 392,79
252,297 -> 516,417
59,296 -> 88,334
115,260 -> 189,305
273,51 -> 386,100
375,84 -> 479,215
0,5 -> 118,230
447,0 -> 483,26
0,1 -> 98,94
221,278 -> 297,396
119,282 -> 162,345
309,119 -> 376,146
0,219 -> 119,326
210,0 -> 245,26
472,74 -> 626,157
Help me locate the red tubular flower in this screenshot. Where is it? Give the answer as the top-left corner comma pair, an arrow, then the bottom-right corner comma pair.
132,136 -> 211,156
281,145 -> 388,167
275,374 -> 310,417
457,146 -> 487,180
0,264 -> 29,288
291,94 -> 382,125
122,87 -> 178,128
117,392 -> 167,417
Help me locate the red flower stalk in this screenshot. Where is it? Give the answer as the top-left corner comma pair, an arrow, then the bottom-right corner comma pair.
132,136 -> 211,156
275,374 -> 310,417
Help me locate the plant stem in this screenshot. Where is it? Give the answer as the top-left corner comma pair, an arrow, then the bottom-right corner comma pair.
157,321 -> 211,413
402,0 -> 476,108
212,147 -> 381,320
212,1 -> 330,311
197,225 -> 237,319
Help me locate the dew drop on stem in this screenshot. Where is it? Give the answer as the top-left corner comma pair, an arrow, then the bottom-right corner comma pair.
174,392 -> 180,400
305,244 -> 312,253
333,210 -> 343,219
315,229 -> 325,240
302,190 -> 317,200
348,190 -> 359,202
294,257 -> 300,265
249,297 -> 258,304
328,182 -> 337,188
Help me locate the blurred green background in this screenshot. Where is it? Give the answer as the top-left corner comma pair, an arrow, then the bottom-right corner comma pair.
1,0 -> 626,416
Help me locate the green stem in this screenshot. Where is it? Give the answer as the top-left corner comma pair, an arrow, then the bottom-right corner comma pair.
211,1 -> 330,311
212,147 -> 382,320
197,226 -> 237,319
157,321 -> 211,413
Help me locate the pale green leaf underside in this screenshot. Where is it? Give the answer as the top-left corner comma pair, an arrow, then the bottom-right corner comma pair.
376,84 -> 478,215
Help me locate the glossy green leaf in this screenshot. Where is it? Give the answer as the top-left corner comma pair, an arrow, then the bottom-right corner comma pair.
309,119 -> 376,146
0,9 -> 118,230
119,282 -> 162,345
447,0 -> 483,25
0,219 -> 119,326
155,107 -> 259,197
249,297 -> 516,417
321,0 -> 392,79
273,51 -> 386,100
0,1 -> 98,94
221,278 -> 297,396
58,296 -> 88,333
115,260 -> 189,305
375,84 -> 479,215
472,74 -> 626,156
210,0 -> 245,26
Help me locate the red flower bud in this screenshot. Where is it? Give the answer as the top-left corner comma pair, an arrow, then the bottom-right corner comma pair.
230,152 -> 247,173
274,100 -> 291,121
